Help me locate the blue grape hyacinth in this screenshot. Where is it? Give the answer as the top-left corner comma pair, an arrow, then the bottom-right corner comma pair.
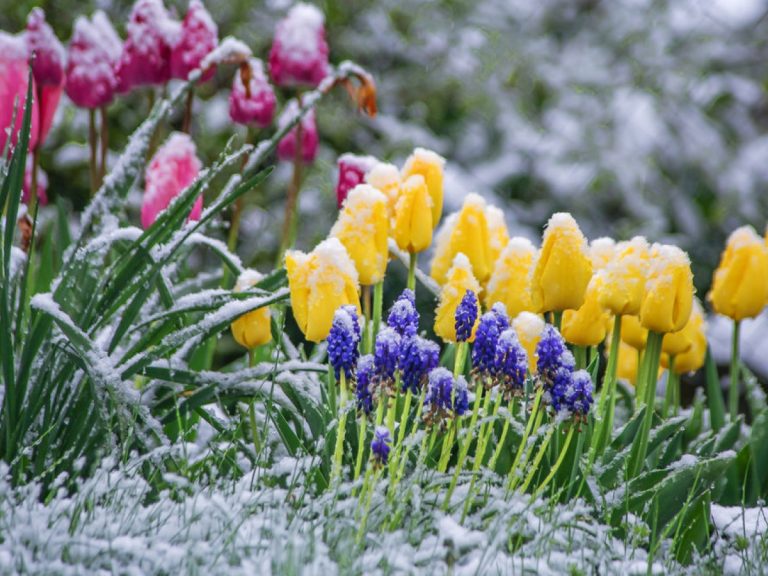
454,289 -> 479,343
472,303 -> 510,377
399,336 -> 440,394
536,324 -> 575,380
565,369 -> 594,420
327,305 -> 361,380
355,354 -> 375,415
374,327 -> 402,382
387,289 -> 419,338
371,426 -> 391,466
494,328 -> 528,396
424,367 -> 469,426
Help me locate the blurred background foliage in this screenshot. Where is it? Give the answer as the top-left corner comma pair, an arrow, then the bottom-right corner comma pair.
2,0 -> 768,304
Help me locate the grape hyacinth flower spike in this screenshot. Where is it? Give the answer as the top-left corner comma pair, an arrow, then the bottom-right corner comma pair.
373,327 -> 402,387
327,305 -> 362,380
424,367 -> 469,428
494,328 -> 528,399
399,336 -> 439,395
387,289 -> 419,338
565,369 -> 594,425
455,290 -> 479,343
355,354 -> 375,416
472,303 -> 510,381
371,426 -> 391,467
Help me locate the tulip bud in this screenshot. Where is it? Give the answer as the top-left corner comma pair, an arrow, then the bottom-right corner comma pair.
170,0 -> 218,82
662,300 -> 707,374
530,212 -> 593,312
709,226 -> 768,321
26,8 -> 65,86
484,237 -> 537,318
392,174 -> 432,254
621,315 -> 648,350
598,236 -> 650,316
276,101 -> 319,164
335,153 -> 378,208
430,193 -> 492,286
141,132 -> 202,228
268,3 -> 329,88
434,253 -> 482,343
401,148 -> 445,228
562,275 -> 611,347
512,311 -> 545,374
366,162 -> 400,221
330,184 -> 389,285
65,12 -> 122,109
486,205 -> 510,270
285,237 -> 360,342
115,0 -> 180,93
0,32 -> 40,152
640,244 -> 694,333
229,58 -> 276,128
230,269 -> 272,349
589,237 -> 616,271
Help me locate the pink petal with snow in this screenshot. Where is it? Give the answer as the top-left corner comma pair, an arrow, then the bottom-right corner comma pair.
268,3 -> 329,88
171,0 -> 218,82
141,132 -> 203,229
66,11 -> 121,109
26,8 -> 65,87
335,153 -> 378,208
276,103 -> 319,164
0,32 -> 39,154
229,58 -> 276,128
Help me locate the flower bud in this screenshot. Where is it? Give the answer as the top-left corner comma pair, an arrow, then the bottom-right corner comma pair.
170,0 -> 218,82
26,8 -> 65,86
512,311 -> 545,374
392,174 -> 432,254
598,236 -> 650,316
530,212 -> 593,312
709,226 -> 768,321
662,300 -> 707,374
484,237 -> 537,318
401,148 -> 445,227
562,275 -> 611,347
335,153 -> 378,208
268,3 -> 329,88
640,244 -> 694,333
230,269 -> 272,349
229,59 -> 276,128
330,184 -> 389,285
430,193 -> 492,285
141,132 -> 202,228
65,12 -> 122,109
0,32 -> 39,153
434,253 -> 482,343
366,162 -> 400,221
285,237 -> 360,342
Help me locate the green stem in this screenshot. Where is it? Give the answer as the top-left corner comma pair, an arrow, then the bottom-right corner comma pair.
395,385 -> 427,486
437,420 -> 457,473
507,388 -> 544,491
389,388 -> 413,485
489,396 -> 514,471
443,385 -> 485,508
663,356 -> 677,418
372,281 -> 384,346
628,331 -> 664,478
247,349 -> 260,458
454,342 -> 468,378
407,252 -> 417,293
553,311 -> 563,331
518,421 -> 557,494
99,106 -> 108,183
362,285 -> 372,354
574,346 -> 587,370
354,414 -> 367,482
277,95 -> 304,266
331,372 -> 349,483
88,108 -> 99,196
589,315 -> 621,460
729,320 -> 741,421
566,426 -> 586,500
532,426 -> 575,498
356,467 -> 381,546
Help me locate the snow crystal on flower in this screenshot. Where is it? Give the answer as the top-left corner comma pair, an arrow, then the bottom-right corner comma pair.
304,237 -> 359,293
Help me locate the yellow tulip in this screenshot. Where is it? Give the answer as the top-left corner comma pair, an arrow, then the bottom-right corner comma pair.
621,315 -> 648,350
331,184 -> 389,285
662,300 -> 707,374
230,269 -> 272,349
486,205 -> 510,270
392,174 -> 433,254
512,311 -> 545,373
434,253 -> 482,343
366,162 -> 400,222
530,212 -> 593,312
562,275 -> 611,346
430,193 -> 492,285
589,237 -> 616,271
598,236 -> 650,316
709,225 -> 768,321
285,237 -> 361,342
484,237 -> 537,318
401,147 -> 445,227
616,340 -> 640,385
640,244 -> 694,333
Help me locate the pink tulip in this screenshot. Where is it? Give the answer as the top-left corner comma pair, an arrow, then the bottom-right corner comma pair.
171,0 -> 218,82
141,132 -> 202,229
26,8 -> 65,87
229,59 -> 276,128
335,153 -> 378,208
0,32 -> 39,154
276,101 -> 319,164
268,3 -> 329,88
115,0 -> 181,93
23,157 -> 48,206
65,11 -> 122,109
